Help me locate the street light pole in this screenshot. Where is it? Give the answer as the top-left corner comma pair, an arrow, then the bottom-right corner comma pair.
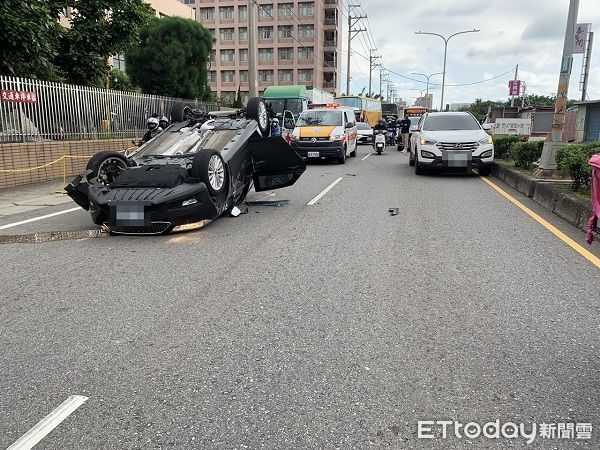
415,29 -> 479,111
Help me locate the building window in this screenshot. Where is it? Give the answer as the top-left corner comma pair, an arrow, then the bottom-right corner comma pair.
258,48 -> 273,61
210,50 -> 216,62
219,6 -> 234,20
279,69 -> 293,82
221,70 -> 235,83
220,49 -> 235,62
278,25 -> 293,39
298,2 -> 314,16
222,91 -> 235,101
259,70 -> 273,83
182,0 -> 194,4
200,7 -> 214,20
298,47 -> 313,60
238,27 -> 248,40
258,4 -> 273,18
278,3 -> 293,16
278,47 -> 293,61
112,54 -> 125,71
298,24 -> 314,39
239,48 -> 249,62
209,71 -> 217,83
240,70 -> 249,82
238,5 -> 247,19
258,26 -> 273,40
219,28 -> 234,41
298,69 -> 313,82
207,28 -> 215,38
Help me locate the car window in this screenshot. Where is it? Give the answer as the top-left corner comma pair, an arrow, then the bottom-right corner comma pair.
423,114 -> 481,131
297,111 -> 342,126
356,123 -> 371,130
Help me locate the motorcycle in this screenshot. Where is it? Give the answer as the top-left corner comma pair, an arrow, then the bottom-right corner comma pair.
386,129 -> 396,146
373,130 -> 386,155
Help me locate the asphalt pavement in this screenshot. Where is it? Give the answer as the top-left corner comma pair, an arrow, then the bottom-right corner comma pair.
1,145 -> 599,449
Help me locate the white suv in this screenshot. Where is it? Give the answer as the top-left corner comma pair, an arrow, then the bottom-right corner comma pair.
409,112 -> 494,175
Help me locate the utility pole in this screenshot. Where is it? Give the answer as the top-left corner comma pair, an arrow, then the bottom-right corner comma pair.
345,4 -> 366,95
510,64 -> 519,107
538,0 -> 579,171
369,49 -> 381,97
247,0 -> 258,97
581,31 -> 594,101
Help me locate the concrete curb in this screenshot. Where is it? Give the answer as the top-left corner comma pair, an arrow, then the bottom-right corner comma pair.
491,162 -> 592,232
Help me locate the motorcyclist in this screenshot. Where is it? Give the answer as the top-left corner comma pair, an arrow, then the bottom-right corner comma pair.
159,116 -> 169,130
373,118 -> 387,132
270,117 -> 282,137
386,118 -> 397,145
139,117 -> 162,146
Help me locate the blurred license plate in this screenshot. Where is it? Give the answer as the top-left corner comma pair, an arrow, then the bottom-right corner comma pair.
307,151 -> 320,158
114,204 -> 146,226
444,151 -> 471,167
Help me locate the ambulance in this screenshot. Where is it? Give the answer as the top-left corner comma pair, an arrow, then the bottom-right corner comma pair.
289,103 -> 358,164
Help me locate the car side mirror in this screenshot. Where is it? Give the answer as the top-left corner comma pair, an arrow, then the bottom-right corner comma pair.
345,122 -> 354,129
282,110 -> 295,130
482,123 -> 492,131
410,125 -> 419,133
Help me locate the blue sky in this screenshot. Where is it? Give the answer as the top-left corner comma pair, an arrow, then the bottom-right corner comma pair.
343,0 -> 600,107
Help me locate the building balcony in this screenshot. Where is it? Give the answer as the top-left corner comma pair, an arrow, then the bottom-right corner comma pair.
324,18 -> 337,26
323,81 -> 336,89
325,0 -> 338,4
324,40 -> 337,48
324,61 -> 336,69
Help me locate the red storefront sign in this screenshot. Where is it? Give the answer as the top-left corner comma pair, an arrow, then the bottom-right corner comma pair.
1,89 -> 38,103
508,80 -> 522,97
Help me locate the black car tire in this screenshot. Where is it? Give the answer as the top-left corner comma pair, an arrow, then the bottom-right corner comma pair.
478,166 -> 491,176
86,151 -> 131,184
170,102 -> 192,123
246,97 -> 270,136
409,149 -> 415,166
350,145 -> 357,157
192,149 -> 228,197
338,146 -> 347,164
415,151 -> 424,175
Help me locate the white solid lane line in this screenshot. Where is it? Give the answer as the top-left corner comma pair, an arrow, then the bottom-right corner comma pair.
307,177 -> 343,206
361,153 -> 372,161
0,207 -> 80,231
7,395 -> 88,450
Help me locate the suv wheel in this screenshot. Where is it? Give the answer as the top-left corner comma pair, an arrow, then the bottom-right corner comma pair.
414,150 -> 424,175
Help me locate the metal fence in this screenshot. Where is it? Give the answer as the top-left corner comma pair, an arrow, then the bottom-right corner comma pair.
0,76 -> 219,143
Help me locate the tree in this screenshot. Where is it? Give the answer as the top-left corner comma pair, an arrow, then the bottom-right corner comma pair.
0,0 -> 62,80
231,87 -> 244,108
109,68 -> 137,92
125,17 -> 213,99
458,98 -> 500,119
56,0 -> 154,86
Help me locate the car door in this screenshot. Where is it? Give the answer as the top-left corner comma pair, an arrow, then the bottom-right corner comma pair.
411,116 -> 423,154
248,136 -> 307,192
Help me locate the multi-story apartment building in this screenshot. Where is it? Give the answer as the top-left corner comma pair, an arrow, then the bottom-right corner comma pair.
415,94 -> 434,110
185,0 -> 341,102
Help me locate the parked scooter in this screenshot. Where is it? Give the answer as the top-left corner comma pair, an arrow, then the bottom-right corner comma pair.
373,130 -> 386,155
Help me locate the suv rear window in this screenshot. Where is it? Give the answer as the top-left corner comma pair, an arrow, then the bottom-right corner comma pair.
423,114 -> 480,131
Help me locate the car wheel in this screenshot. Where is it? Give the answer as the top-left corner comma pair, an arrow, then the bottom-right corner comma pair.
414,150 -> 424,175
409,149 -> 415,166
86,151 -> 131,185
350,145 -> 357,157
338,146 -> 347,164
246,97 -> 270,136
170,102 -> 192,123
192,149 -> 228,197
478,166 -> 491,176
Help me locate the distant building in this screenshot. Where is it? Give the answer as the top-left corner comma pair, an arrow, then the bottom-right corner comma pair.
189,0 -> 342,102
414,93 -> 433,110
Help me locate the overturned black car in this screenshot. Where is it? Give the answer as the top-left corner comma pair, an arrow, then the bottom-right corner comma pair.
66,98 -> 306,235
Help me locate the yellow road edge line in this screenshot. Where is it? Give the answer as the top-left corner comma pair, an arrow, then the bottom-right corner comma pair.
480,176 -> 600,270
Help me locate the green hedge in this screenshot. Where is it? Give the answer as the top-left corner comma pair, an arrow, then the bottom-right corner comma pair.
510,140 -> 544,169
492,135 -> 522,159
556,142 -> 600,191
